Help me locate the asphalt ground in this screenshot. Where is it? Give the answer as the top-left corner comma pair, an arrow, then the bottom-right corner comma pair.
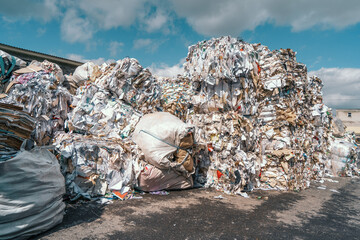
32,177 -> 360,240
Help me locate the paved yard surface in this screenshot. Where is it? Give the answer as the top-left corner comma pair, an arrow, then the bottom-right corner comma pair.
33,177 -> 360,240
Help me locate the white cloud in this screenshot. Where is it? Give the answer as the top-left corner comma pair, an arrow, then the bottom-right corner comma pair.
108,41 -> 124,58
309,68 -> 360,109
0,0 -> 60,22
67,54 -> 87,63
133,39 -> 152,49
61,9 -> 94,43
67,53 -> 115,65
77,0 -> 146,30
170,0 -> 360,36
170,0 -> 264,36
144,9 -> 168,32
133,38 -> 166,53
3,0 -> 360,43
1,0 -> 154,43
148,58 -> 185,78
266,0 -> 360,31
59,0 -> 150,43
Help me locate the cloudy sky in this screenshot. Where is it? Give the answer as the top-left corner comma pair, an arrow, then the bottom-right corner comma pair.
1,0 -> 360,109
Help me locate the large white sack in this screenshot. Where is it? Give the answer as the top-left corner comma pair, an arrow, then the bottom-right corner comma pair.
329,139 -> 356,176
330,140 -> 353,158
330,155 -> 347,176
0,147 -> 65,240
72,62 -> 95,86
132,112 -> 195,176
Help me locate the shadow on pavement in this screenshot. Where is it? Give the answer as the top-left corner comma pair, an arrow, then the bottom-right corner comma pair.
30,201 -> 106,240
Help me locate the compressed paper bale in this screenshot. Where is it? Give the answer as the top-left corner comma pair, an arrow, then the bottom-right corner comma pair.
0,61 -> 72,145
53,132 -> 143,199
67,58 -> 160,138
179,36 -> 340,191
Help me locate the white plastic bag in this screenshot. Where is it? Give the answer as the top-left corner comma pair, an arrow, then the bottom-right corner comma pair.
132,112 -> 195,176
331,140 -> 353,158
0,147 -> 65,240
72,62 -> 95,86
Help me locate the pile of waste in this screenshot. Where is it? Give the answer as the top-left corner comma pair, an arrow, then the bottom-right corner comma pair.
187,111 -> 259,193
182,36 -> 335,192
327,117 -> 359,176
67,58 -> 160,138
55,58 -> 167,199
0,60 -> 72,145
158,76 -> 194,121
0,54 -> 70,239
1,35 -> 359,240
328,132 -> 359,177
1,37 -> 359,203
0,103 -> 35,161
52,132 -> 143,200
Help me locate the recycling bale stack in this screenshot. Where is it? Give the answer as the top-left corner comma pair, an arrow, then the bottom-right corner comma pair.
57,58 -> 162,199
182,36 -> 334,192
53,132 -> 143,200
0,60 -> 72,145
67,58 -> 160,138
158,76 -> 194,121
0,103 -> 36,161
2,37 -> 357,202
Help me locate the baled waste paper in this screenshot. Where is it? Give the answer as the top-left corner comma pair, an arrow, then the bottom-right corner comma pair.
182,36 -> 336,192
0,37 -> 359,240
0,103 -> 35,161
0,38 -> 359,210
0,59 -> 72,145
54,59 -> 197,197
52,58 -> 162,199
53,132 -> 143,200
158,76 -> 194,120
67,58 -> 160,138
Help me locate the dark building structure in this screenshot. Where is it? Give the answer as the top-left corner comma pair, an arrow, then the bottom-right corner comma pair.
0,43 -> 83,74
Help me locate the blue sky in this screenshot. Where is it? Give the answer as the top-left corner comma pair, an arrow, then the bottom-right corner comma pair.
1,0 -> 360,109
